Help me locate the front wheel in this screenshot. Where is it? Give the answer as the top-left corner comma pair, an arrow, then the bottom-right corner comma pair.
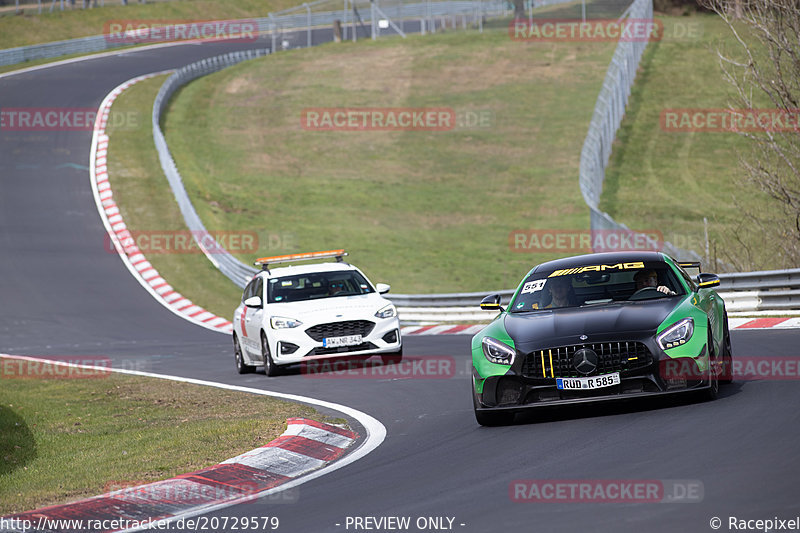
702,328 -> 719,401
261,332 -> 279,377
720,313 -> 733,385
234,335 -> 254,374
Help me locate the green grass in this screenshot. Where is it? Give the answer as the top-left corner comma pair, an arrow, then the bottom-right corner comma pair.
161,28 -> 617,293
107,75 -> 242,318
599,14 -> 777,271
0,357 -> 338,515
0,0 -> 298,49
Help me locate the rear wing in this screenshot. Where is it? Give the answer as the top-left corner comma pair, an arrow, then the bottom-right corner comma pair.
254,249 -> 348,271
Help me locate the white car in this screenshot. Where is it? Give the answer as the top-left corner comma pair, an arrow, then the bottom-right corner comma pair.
232,250 -> 402,376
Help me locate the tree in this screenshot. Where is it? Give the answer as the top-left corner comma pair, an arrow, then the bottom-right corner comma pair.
701,0 -> 800,267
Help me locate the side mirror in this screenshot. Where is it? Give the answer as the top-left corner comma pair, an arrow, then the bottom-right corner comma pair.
480,294 -> 504,312
244,296 -> 263,308
375,283 -> 391,294
697,273 -> 720,288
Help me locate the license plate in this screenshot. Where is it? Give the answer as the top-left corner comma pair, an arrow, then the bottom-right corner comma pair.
557,372 -> 620,390
323,335 -> 362,348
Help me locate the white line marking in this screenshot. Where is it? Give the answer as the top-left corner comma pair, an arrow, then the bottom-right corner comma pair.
0,354 -> 387,532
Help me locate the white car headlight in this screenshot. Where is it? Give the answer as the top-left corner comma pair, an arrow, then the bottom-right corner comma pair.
270,316 -> 303,329
481,337 -> 516,365
375,304 -> 396,319
657,317 -> 694,350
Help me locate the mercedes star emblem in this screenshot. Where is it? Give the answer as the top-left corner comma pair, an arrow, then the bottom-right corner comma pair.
572,348 -> 598,375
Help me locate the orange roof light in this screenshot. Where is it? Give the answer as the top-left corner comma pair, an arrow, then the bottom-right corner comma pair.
254,249 -> 347,267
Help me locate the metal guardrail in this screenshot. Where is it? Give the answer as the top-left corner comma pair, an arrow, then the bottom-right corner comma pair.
388,269 -> 800,318
0,0 -> 510,67
152,49 -> 271,288
142,0 -> 798,312
149,0 -> 517,288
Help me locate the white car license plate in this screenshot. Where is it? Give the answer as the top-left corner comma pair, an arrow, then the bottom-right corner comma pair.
323,335 -> 362,348
556,372 -> 620,390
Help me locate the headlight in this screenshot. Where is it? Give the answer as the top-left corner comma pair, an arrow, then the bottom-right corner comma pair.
657,318 -> 694,350
270,316 -> 303,329
481,337 -> 516,365
375,304 -> 396,319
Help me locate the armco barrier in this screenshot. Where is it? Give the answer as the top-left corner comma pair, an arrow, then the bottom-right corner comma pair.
141,0 -> 798,314
152,50 -> 271,288
0,0 -> 511,67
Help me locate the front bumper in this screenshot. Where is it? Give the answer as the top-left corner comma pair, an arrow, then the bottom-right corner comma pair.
473,338 -> 713,412
270,316 -> 401,365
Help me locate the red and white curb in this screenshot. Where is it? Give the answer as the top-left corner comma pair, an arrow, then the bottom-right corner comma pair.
90,73 -> 234,335
401,317 -> 800,336
2,418 -> 356,533
0,355 -> 385,533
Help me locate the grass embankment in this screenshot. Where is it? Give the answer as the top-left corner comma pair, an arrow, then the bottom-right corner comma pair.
600,15 -> 776,270
162,28 -> 616,294
0,357 -> 334,515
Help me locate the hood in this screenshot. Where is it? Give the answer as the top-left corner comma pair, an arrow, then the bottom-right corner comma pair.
504,298 -> 680,353
269,293 -> 389,319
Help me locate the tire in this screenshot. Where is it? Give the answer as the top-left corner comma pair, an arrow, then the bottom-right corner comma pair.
473,385 -> 514,426
233,334 -> 254,374
381,346 -> 403,365
702,327 -> 719,401
720,312 -> 733,385
261,332 -> 279,377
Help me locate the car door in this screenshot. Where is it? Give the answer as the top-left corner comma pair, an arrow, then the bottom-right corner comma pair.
244,277 -> 265,361
237,279 -> 258,360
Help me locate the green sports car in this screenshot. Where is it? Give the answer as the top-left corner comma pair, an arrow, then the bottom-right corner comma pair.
471,251 -> 733,426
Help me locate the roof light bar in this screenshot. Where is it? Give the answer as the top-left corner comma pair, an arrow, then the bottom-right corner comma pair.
254,249 -> 348,269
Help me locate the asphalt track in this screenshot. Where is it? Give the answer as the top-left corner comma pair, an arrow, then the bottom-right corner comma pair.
2,31 -> 800,533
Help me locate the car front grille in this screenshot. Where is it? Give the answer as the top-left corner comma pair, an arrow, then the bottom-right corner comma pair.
308,342 -> 378,356
522,341 -> 653,378
305,320 -> 375,342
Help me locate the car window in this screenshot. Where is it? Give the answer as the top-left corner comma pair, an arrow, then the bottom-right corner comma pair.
675,264 -> 698,292
254,277 -> 263,301
241,279 -> 255,303
267,271 -> 374,303
509,261 -> 685,312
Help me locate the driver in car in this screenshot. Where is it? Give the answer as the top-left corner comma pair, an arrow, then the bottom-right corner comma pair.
634,269 -> 676,295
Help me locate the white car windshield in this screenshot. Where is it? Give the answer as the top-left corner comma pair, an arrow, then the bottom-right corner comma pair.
267,271 -> 374,303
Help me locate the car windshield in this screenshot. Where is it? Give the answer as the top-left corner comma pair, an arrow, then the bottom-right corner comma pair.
509,261 -> 685,312
267,270 -> 374,303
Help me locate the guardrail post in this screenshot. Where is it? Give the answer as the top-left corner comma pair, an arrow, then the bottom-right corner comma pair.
269,13 -> 277,53
304,3 -> 312,48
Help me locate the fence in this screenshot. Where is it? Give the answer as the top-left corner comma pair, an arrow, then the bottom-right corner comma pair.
0,0 -> 511,66
576,0 -> 702,263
